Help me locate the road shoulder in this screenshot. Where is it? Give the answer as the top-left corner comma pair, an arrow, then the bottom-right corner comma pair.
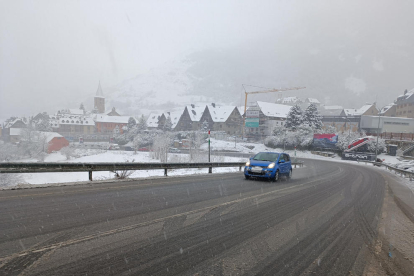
363,169 -> 414,275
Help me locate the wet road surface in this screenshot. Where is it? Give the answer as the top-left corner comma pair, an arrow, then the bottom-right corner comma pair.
0,159 -> 385,275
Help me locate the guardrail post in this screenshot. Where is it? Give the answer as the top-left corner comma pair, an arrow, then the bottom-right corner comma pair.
209,166 -> 212,173
239,166 -> 242,171
164,169 -> 168,176
89,171 -> 92,181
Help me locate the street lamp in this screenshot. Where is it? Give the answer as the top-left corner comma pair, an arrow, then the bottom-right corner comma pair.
375,107 -> 385,161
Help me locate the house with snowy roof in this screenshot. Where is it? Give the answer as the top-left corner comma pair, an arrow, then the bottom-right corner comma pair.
147,110 -> 183,131
146,113 -> 163,129
320,104 -> 377,133
1,117 -> 28,142
394,88 -> 414,118
379,103 -> 396,117
50,114 -> 96,135
146,113 -> 162,129
304,98 -> 321,106
3,117 -> 28,129
94,114 -> 132,134
174,104 -> 206,131
198,104 -> 242,135
319,105 -> 344,116
340,103 -> 378,117
8,129 -> 69,152
246,101 -> 292,137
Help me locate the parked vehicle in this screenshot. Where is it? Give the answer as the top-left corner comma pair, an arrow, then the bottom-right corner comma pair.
138,147 -> 152,152
124,146 -> 134,151
108,144 -> 120,150
169,148 -> 180,153
244,152 -> 292,182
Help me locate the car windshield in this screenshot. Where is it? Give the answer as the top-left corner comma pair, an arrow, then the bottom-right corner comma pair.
253,152 -> 279,162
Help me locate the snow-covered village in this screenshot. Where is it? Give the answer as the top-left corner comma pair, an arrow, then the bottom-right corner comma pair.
1,1 -> 414,275
1,81 -> 414,188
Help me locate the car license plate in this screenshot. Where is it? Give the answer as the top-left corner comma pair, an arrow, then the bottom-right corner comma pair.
251,167 -> 262,173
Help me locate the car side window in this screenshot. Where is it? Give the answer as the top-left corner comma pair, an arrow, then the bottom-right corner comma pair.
284,154 -> 290,162
279,155 -> 285,163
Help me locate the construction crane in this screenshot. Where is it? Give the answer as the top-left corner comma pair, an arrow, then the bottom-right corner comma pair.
242,85 -> 306,138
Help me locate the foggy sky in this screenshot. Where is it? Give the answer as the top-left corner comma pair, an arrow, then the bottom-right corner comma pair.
1,0 -> 413,121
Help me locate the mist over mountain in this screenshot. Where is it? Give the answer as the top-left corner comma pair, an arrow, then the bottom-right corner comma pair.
103,28 -> 413,116
3,0 -> 414,121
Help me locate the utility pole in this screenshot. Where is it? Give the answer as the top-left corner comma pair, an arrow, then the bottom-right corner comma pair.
375,113 -> 382,162
208,129 -> 211,173
242,85 -> 306,139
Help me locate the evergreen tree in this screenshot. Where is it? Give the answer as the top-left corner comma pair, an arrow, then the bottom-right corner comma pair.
302,104 -> 323,130
32,112 -> 52,132
79,103 -> 85,111
164,116 -> 173,131
137,115 -> 147,130
285,105 -> 303,131
127,117 -> 136,130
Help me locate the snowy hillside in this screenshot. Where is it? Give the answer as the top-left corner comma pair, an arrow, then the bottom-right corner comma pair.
102,34 -> 413,116
104,58 -> 216,116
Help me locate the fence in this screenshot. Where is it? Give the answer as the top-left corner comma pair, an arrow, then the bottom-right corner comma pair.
0,161 -> 304,181
367,132 -> 414,141
361,161 -> 414,181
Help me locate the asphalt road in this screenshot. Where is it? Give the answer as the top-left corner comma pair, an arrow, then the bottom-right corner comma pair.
0,159 -> 386,275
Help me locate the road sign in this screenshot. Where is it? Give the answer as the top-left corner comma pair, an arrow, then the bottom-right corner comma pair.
245,118 -> 259,127
246,110 -> 260,118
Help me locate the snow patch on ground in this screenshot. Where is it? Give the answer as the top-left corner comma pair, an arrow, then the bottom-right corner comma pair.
20,151 -> 246,185
201,138 -> 274,153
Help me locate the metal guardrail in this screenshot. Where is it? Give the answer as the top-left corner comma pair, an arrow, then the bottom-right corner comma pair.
360,161 -> 414,181
0,162 -> 304,181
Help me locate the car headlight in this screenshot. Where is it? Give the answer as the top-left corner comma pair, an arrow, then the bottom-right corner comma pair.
268,163 -> 275,169
246,161 -> 250,166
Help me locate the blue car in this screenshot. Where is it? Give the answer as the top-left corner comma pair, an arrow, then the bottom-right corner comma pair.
244,152 -> 292,181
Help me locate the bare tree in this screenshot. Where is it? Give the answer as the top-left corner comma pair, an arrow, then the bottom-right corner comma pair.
20,129 -> 49,159
189,131 -> 205,162
151,133 -> 173,162
60,146 -> 75,160
112,159 -> 135,179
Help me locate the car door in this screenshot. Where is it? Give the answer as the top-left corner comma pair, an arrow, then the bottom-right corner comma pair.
278,154 -> 286,174
284,154 -> 291,172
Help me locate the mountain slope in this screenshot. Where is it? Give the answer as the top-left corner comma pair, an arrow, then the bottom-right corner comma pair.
104,33 -> 414,115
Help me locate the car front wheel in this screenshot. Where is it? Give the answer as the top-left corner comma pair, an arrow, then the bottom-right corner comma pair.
273,170 -> 280,182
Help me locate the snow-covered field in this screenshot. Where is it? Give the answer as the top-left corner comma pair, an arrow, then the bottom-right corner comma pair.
201,138 -> 272,153
17,150 -> 246,186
